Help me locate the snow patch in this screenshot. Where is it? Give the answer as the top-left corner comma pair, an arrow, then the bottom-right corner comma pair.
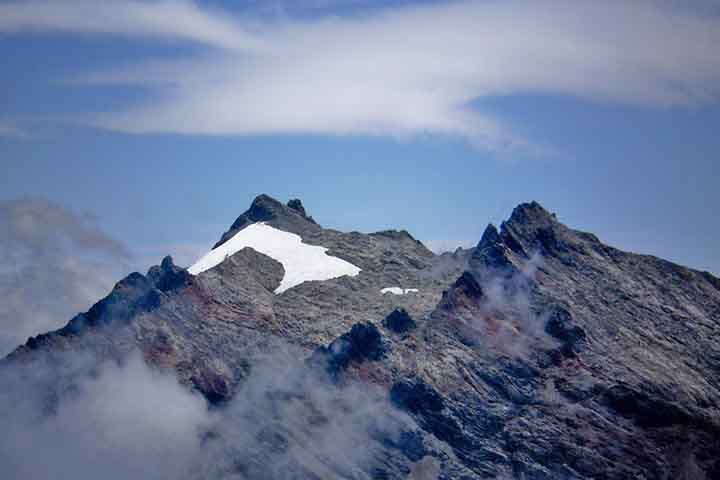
381,287 -> 419,295
188,223 -> 361,294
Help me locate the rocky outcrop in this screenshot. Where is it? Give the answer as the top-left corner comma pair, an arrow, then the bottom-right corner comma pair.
383,308 -> 416,334
213,194 -> 320,249
542,304 -> 586,359
4,194 -> 720,479
312,322 -> 386,377
19,255 -> 191,350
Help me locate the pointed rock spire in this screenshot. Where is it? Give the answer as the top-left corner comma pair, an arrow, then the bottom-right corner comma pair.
469,202 -> 556,274
478,223 -> 501,250
286,198 -> 306,216
148,255 -> 190,292
470,223 -> 516,273
500,201 -> 557,253
213,194 -> 320,249
160,255 -> 175,271
506,201 -> 555,228
501,201 -> 577,257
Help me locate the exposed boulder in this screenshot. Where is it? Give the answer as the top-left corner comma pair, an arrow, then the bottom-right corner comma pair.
390,379 -> 445,414
600,384 -> 693,429
543,305 -> 586,359
380,430 -> 427,462
191,367 -> 233,405
383,308 -> 416,334
147,255 -> 191,293
311,322 -> 386,376
286,198 -> 308,216
438,271 -> 484,312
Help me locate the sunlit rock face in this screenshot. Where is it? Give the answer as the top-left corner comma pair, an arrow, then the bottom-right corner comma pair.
4,195 -> 720,479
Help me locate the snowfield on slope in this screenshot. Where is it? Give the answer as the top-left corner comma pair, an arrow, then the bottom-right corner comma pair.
381,287 -> 419,295
188,223 -> 361,293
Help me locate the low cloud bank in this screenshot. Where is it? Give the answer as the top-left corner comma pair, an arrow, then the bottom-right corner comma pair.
0,352 -> 209,480
0,343 -> 418,479
0,198 -> 132,356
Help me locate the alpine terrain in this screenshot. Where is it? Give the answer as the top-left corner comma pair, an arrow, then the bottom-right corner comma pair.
2,194 -> 720,480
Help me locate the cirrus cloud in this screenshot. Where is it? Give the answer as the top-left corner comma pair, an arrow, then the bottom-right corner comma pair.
2,0 -> 720,150
0,122 -> 30,139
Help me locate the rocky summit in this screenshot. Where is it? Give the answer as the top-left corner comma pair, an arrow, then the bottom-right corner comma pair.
3,195 -> 720,479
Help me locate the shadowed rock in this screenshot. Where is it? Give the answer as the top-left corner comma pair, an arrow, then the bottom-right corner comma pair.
470,223 -> 517,273
6,198 -> 720,479
544,305 -> 586,359
437,270 -> 484,313
390,380 -> 444,414
147,255 -> 191,293
383,308 -> 416,334
213,194 -> 320,249
600,384 -> 697,429
311,322 -> 386,377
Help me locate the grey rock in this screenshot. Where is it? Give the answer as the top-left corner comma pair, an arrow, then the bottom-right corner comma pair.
383,308 -> 417,334
213,194 -> 320,249
4,194 -> 720,479
312,321 -> 387,377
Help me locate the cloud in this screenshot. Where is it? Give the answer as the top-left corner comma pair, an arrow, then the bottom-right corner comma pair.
0,197 -> 132,356
0,343 -> 420,479
0,0 -> 260,50
423,239 -> 475,254
0,351 -> 211,480
2,0 -> 720,149
0,196 -> 423,477
446,250 -> 553,358
195,345 -> 414,478
0,122 -> 29,139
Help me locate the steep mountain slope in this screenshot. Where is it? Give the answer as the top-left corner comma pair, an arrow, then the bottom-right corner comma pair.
3,195 -> 720,479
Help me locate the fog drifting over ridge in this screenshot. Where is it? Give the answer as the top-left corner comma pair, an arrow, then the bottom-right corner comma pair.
0,344 -> 418,480
0,198 -> 131,356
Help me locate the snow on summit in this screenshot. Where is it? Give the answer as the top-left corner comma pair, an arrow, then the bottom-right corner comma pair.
188,223 -> 361,293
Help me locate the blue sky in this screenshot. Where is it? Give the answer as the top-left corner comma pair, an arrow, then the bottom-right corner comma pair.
1,0 -> 719,275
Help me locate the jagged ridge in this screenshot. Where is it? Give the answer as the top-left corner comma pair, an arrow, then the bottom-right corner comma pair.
4,195 -> 720,479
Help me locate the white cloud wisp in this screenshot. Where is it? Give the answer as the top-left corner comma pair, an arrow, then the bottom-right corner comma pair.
2,0 -> 720,150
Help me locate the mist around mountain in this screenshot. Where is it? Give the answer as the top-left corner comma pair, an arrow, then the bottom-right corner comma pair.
1,194 -> 719,479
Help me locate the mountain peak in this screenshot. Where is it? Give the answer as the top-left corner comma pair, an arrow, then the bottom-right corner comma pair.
246,194 -> 293,220
505,201 -> 556,230
286,198 -> 307,216
160,255 -> 175,270
7,195 -> 720,479
470,202 -> 557,273
213,194 -> 319,249
477,223 -> 501,250
470,223 -> 516,273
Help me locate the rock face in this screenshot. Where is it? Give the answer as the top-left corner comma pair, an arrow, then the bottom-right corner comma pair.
213,194 -> 320,249
3,195 -> 720,479
312,322 -> 387,377
383,308 -> 417,334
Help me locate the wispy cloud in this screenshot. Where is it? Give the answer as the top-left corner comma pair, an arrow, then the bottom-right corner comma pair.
0,0 -> 260,50
0,343 -> 418,479
0,197 -> 132,356
2,0 -> 720,150
0,351 -> 212,480
0,122 -> 30,139
423,239 -> 475,254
